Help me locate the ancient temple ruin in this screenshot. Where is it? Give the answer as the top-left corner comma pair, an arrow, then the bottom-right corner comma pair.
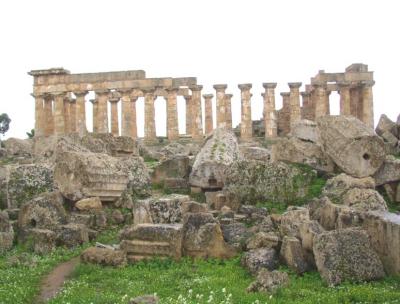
29,63 -> 374,140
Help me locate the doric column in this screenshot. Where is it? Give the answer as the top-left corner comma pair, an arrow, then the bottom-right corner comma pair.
119,89 -> 132,137
238,83 -> 252,140
288,82 -> 302,129
52,92 -> 66,136
190,85 -> 203,140
69,98 -> 77,133
279,92 -> 291,135
95,90 -> 109,133
89,99 -> 98,133
144,88 -> 157,140
43,94 -> 54,136
166,87 -> 179,140
361,80 -> 375,128
184,95 -> 192,135
224,94 -> 233,129
262,83 -> 277,138
213,84 -> 228,128
203,94 -> 214,135
325,90 -> 331,115
131,95 -> 138,139
338,82 -> 351,116
32,93 -> 44,137
300,92 -> 312,120
74,91 -> 88,135
312,82 -> 328,119
63,96 -> 71,134
109,92 -> 120,136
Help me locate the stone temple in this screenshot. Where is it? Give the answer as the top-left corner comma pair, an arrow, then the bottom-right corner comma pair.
29,63 -> 374,140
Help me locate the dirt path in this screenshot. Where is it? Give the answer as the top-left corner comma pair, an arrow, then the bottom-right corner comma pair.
36,257 -> 80,303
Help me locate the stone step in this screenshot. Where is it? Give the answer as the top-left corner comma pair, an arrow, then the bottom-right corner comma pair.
121,240 -> 172,256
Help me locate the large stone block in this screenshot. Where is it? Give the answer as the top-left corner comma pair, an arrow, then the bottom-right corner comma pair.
374,156 -> 400,186
81,247 -> 127,267
291,119 -> 320,143
241,247 -> 279,275
317,116 -> 385,178
152,155 -> 190,185
376,114 -> 399,138
280,236 -> 311,274
313,228 -> 385,286
279,207 -> 310,238
56,223 -> 89,248
189,128 -> 240,190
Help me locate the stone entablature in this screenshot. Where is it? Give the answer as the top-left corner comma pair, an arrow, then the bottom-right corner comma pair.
29,63 -> 375,140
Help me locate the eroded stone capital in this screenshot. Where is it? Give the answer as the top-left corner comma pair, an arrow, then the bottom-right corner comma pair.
73,90 -> 88,97
213,84 -> 228,91
263,82 -> 277,89
183,94 -> 192,101
225,94 -> 233,99
300,92 -> 311,97
142,87 -> 156,94
361,80 -> 375,87
238,83 -> 252,90
95,89 -> 109,96
89,98 -> 98,104
203,94 -> 214,99
288,82 -> 302,89
190,85 -> 203,91
280,92 -> 290,97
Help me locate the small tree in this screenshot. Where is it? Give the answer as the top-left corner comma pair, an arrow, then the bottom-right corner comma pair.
26,129 -> 35,139
0,113 -> 11,141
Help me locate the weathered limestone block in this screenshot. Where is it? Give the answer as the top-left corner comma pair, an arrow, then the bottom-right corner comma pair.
279,207 -> 310,238
75,197 -> 102,211
362,211 -> 400,275
291,120 -> 320,143
189,128 -> 240,190
299,220 -> 324,252
224,160 -> 316,205
313,228 -> 385,286
239,146 -> 271,162
246,232 -> 280,250
56,223 -> 89,248
308,197 -> 346,230
247,269 -> 289,294
28,228 -> 56,254
317,116 -> 385,178
271,137 -> 335,172
152,155 -> 190,185
81,247 -> 127,267
221,222 -> 252,250
241,247 -> 279,275
374,156 -> 400,186
322,173 -> 375,203
54,151 -> 149,201
0,210 -> 14,252
280,236 -> 311,274
342,188 -> 387,212
375,114 -> 399,138
18,191 -> 67,232
182,212 -> 236,258
2,138 -> 33,157
120,223 -> 183,262
0,163 -> 55,209
133,194 -> 191,225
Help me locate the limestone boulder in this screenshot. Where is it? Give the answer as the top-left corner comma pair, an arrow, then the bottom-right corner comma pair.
81,247 -> 127,267
317,115 -> 385,178
246,232 -> 280,250
27,228 -> 56,254
2,138 -> 33,158
224,160 -> 316,205
189,128 -> 240,190
342,188 -> 387,212
299,220 -> 324,252
279,207 -> 310,238
159,141 -> 200,160
0,163 -> 55,209
182,212 -> 236,258
56,223 -> 89,248
0,210 -> 14,252
54,151 -> 149,201
291,119 -> 320,143
247,269 -> 289,294
152,155 -> 190,186
313,228 -> 385,286
18,191 -> 67,232
374,156 -> 400,186
239,146 -> 271,162
322,173 -> 375,203
241,247 -> 279,275
75,197 -> 102,211
220,222 -> 252,250
375,114 -> 399,138
280,236 -> 311,274
271,137 -> 335,173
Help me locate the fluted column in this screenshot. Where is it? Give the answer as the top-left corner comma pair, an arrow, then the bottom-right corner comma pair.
190,85 -> 203,140
63,96 -> 71,134
109,92 -> 120,136
74,91 -> 88,135
300,92 -> 312,120
361,80 -> 375,128
69,98 -> 77,133
325,90 -> 331,115
131,95 -> 138,139
338,82 -> 351,116
203,94 -> 214,135
89,99 -> 98,133
288,82 -> 302,129
213,84 -> 227,128
96,90 -> 109,133
119,89 -> 132,137
238,83 -> 252,140
43,94 -> 54,136
279,92 -> 291,135
32,93 -> 44,137
312,83 -> 328,119
263,83 -> 277,138
144,88 -> 156,140
224,94 -> 233,129
184,95 -> 192,135
166,87 -> 179,140
53,92 -> 66,136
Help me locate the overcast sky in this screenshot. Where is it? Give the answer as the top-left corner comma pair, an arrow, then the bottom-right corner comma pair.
0,0 -> 399,139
